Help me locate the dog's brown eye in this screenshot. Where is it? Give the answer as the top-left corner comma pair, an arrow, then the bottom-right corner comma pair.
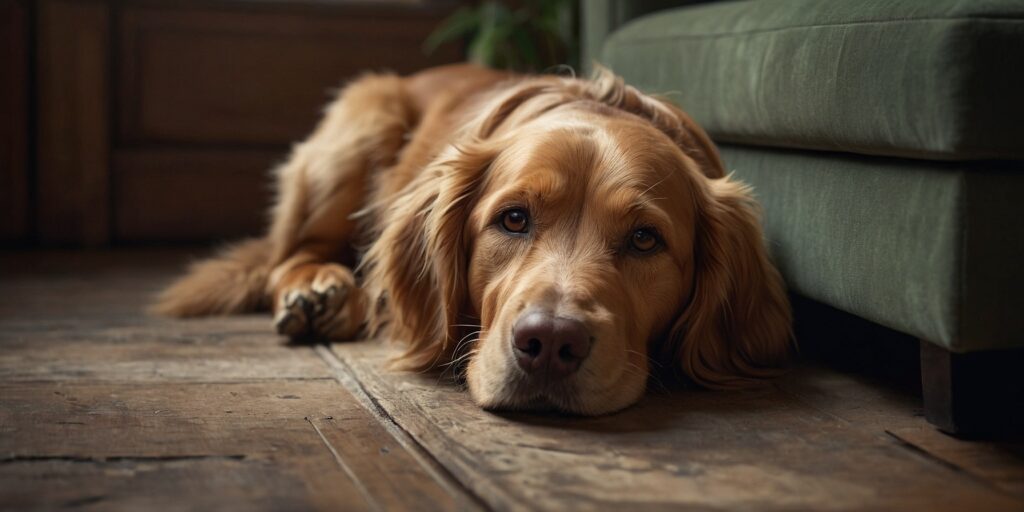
630,228 -> 659,253
501,209 -> 529,233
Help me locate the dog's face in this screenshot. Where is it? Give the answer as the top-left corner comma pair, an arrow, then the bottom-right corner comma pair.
463,120 -> 695,413
365,73 -> 791,415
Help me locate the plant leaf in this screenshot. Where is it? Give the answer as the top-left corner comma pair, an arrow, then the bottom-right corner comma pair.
468,23 -> 499,67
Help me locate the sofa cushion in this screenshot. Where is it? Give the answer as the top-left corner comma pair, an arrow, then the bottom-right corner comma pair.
603,0 -> 1024,160
720,144 -> 1024,351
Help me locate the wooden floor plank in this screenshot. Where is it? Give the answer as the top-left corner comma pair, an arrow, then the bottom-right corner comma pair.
0,380 -> 462,511
0,457 -> 319,511
888,426 -> 1024,498
0,251 -> 467,511
0,380 -> 375,510
0,250 -> 192,321
779,366 -> 1024,500
309,414 -> 461,511
5,250 -> 1024,511
775,365 -> 924,432
0,319 -> 331,382
330,341 -> 1024,511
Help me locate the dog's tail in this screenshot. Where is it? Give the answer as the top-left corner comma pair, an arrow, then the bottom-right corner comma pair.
150,238 -> 272,317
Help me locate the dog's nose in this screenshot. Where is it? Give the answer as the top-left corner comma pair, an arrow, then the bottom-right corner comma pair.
512,312 -> 591,377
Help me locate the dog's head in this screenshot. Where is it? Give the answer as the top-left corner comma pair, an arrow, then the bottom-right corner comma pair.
364,69 -> 791,415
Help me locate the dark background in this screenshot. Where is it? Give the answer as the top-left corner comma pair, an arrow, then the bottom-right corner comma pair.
0,0 -> 468,248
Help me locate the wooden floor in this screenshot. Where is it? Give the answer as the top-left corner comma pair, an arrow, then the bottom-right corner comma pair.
2,250 -> 1024,511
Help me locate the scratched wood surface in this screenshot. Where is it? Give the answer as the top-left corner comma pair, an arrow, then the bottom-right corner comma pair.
1,250 -> 1023,511
0,250 -> 467,511
331,343 -> 1024,511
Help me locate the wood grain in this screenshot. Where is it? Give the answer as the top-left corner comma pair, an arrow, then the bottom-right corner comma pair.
36,0 -> 111,245
0,376 -> 463,509
112,148 -> 279,242
0,0 -> 28,242
0,456 -> 343,511
330,341 -> 1024,511
889,426 -> 1024,498
4,251 -> 1024,511
30,0 -> 462,244
117,2 -> 461,146
0,321 -> 333,383
0,252 -> 468,511
0,381 -> 374,511
0,369 -> 462,510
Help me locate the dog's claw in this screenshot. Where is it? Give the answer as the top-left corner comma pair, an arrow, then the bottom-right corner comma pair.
275,290 -> 313,336
316,285 -> 348,315
275,264 -> 364,341
290,293 -> 311,312
274,310 -> 305,336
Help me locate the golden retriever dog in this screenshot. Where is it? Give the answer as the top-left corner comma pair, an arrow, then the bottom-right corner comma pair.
154,63 -> 792,415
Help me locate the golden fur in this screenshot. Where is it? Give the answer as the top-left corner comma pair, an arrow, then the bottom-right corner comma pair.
154,64 -> 792,414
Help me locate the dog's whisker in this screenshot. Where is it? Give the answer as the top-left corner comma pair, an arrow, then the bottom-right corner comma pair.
625,348 -> 663,369
453,350 -> 479,380
441,347 -> 479,383
441,340 -> 479,369
621,352 -> 669,391
451,329 -> 484,356
437,331 -> 484,385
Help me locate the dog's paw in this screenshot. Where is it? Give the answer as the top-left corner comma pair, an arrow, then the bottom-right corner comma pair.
273,264 -> 366,341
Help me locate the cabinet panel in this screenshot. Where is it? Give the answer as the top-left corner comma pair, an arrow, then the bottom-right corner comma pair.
32,0 -> 463,244
113,148 -> 279,241
0,0 -> 29,242
117,3 -> 461,146
36,0 -> 111,245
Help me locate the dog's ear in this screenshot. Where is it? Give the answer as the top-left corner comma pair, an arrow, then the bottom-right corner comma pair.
362,141 -> 496,371
582,66 -> 790,385
584,65 -> 725,179
660,177 -> 793,388
363,79 -> 564,371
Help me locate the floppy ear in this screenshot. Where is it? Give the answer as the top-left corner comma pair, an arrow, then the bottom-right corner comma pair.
362,142 -> 496,371
663,177 -> 794,388
362,81 -> 558,371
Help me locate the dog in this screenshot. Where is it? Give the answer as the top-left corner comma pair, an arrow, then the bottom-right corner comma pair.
153,63 -> 792,415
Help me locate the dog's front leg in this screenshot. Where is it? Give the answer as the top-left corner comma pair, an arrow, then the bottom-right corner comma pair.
266,73 -> 412,341
269,244 -> 367,341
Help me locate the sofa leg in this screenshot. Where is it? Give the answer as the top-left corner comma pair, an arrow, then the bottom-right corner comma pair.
920,341 -> 1024,436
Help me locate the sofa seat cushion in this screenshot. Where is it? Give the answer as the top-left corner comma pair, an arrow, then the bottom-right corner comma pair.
720,144 -> 1024,351
603,0 -> 1024,160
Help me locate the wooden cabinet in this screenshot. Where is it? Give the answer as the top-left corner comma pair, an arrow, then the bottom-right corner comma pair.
0,0 -> 29,243
118,4 -> 453,146
31,0 -> 462,245
36,0 -> 112,246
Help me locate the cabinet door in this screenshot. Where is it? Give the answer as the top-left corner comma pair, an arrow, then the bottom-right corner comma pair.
117,3 -> 461,146
36,0 -> 112,246
112,1 -> 462,242
0,0 -> 28,243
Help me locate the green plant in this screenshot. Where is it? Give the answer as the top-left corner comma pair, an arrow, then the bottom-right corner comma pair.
424,0 -> 577,72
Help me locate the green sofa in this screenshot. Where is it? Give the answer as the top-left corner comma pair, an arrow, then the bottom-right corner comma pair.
583,0 -> 1024,434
